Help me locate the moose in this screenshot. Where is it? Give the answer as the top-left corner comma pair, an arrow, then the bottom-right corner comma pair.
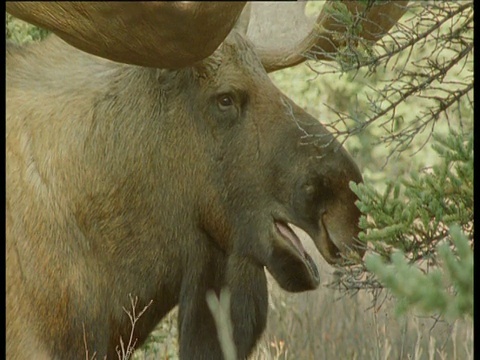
6,2 -> 407,359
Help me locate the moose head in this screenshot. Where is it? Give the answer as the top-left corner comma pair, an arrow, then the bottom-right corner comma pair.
6,2 -> 408,359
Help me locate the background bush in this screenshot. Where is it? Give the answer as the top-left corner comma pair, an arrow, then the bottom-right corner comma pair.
270,0 -> 473,322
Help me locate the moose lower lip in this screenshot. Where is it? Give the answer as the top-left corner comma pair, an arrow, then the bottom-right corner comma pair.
274,221 -> 308,257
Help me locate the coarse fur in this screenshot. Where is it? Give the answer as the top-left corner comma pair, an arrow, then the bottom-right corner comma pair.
6,31 -> 362,359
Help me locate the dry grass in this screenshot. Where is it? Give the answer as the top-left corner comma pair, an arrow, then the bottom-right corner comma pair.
254,243 -> 474,359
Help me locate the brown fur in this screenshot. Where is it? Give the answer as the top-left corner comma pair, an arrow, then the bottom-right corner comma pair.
6,31 -> 362,359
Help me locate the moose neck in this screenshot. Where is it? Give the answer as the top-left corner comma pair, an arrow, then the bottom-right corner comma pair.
9,35 -> 203,272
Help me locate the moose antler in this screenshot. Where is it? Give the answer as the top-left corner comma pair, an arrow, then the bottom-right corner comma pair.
7,1 -> 408,72
246,1 -> 409,72
6,2 -> 247,69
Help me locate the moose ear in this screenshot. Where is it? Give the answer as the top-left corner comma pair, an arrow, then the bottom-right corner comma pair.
233,2 -> 251,36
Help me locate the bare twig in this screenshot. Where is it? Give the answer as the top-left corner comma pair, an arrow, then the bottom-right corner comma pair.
83,323 -> 97,360
306,1 -> 473,164
115,295 -> 153,360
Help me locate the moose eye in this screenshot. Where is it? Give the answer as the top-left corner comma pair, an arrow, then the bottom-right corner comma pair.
217,94 -> 234,109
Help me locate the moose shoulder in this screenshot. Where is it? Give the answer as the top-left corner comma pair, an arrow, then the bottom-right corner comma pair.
6,2 -> 407,359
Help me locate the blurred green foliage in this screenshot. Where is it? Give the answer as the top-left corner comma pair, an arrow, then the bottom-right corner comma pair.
352,131 -> 473,252
6,13 -> 50,43
352,131 -> 473,319
366,225 -> 473,319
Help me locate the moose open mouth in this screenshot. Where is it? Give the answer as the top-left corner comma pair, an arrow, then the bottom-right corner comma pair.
269,220 -> 323,291
270,213 -> 355,293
